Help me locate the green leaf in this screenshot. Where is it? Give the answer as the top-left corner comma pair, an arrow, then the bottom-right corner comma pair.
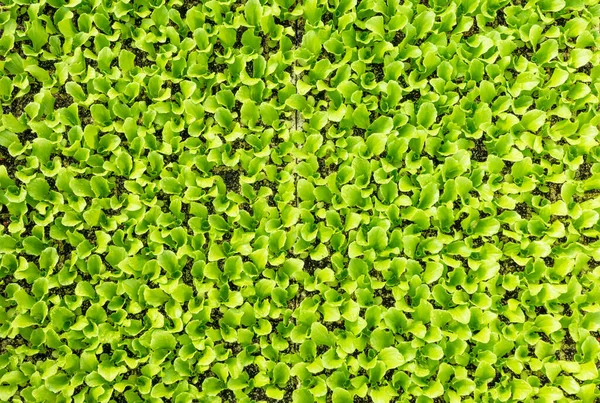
365,133 -> 387,156
151,330 -> 177,350
367,116 -> 393,135
260,103 -> 278,125
540,0 -> 565,11
144,288 -> 170,307
418,182 -> 439,209
348,258 -> 368,280
50,306 -> 75,329
324,37 -> 345,55
215,107 -> 233,128
106,246 -> 127,268
414,10 -> 435,38
547,68 -> 569,88
332,389 -> 353,403
417,102 -> 437,128
46,373 -> 69,393
118,50 -> 135,72
310,322 -> 333,346
158,250 -> 180,274
202,378 -> 226,395
90,176 -> 110,197
91,104 -> 112,126
272,363 -> 290,386
423,262 -> 444,284
353,104 -> 370,129
97,134 -> 121,154
209,215 -> 229,231
27,20 -> 48,51
97,47 -> 115,72
27,178 -> 50,201
581,312 -> 600,331
341,184 -> 365,208
534,39 -> 558,64
70,178 -> 94,197
370,328 -> 393,351
521,110 -> 546,132
115,152 -> 133,176
365,16 -> 385,39
160,177 -> 183,194
534,315 -> 561,334
241,101 -> 260,127
23,236 -> 46,256
97,362 -> 123,382
39,247 -> 58,270
368,227 -> 388,250
245,0 -> 262,26
377,347 -> 404,369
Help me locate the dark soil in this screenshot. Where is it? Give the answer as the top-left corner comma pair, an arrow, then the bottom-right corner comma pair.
215,168 -> 240,193
0,334 -> 28,353
471,137 -> 488,162
304,256 -> 330,275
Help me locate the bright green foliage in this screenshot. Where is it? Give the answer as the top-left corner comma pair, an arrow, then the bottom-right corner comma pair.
1,0 -> 600,402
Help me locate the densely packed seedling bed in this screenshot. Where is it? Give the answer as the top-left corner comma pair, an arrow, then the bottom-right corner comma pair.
1,0 -> 600,402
